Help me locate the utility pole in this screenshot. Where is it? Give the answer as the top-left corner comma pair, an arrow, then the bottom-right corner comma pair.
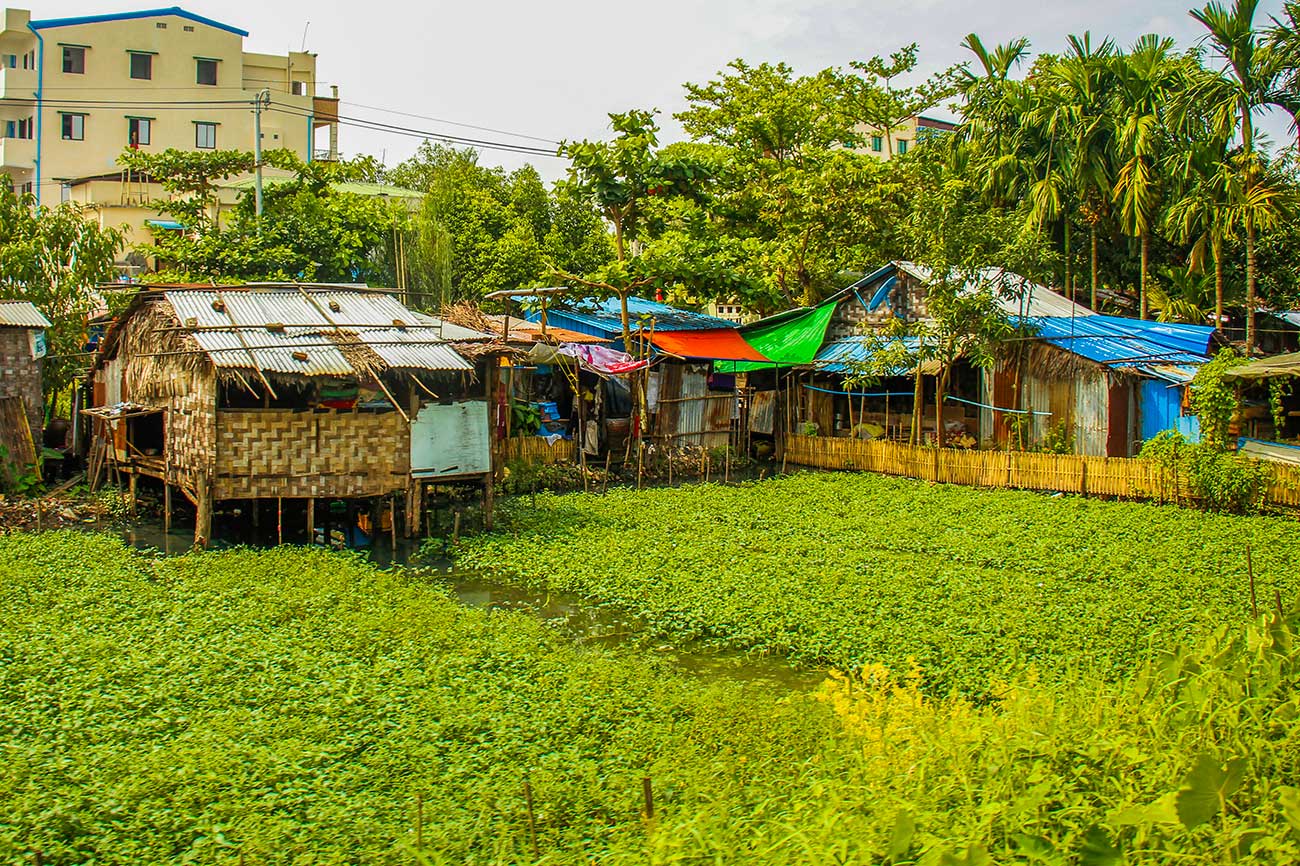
253,89 -> 269,224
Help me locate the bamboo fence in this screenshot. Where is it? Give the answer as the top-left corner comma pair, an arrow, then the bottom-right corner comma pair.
495,437 -> 576,466
783,434 -> 1300,509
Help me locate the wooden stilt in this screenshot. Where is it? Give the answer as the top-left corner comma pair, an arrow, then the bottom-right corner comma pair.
483,475 -> 494,531
128,472 -> 137,517
194,472 -> 212,549
277,496 -> 283,546
306,498 -> 315,545
390,493 -> 398,553
163,483 -> 172,533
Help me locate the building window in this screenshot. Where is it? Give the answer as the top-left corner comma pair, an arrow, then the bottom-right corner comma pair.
128,117 -> 152,147
871,135 -> 882,153
129,52 -> 153,80
183,25 -> 194,32
155,21 -> 167,28
195,121 -> 217,149
62,45 -> 85,74
196,58 -> 218,86
17,117 -> 32,139
897,139 -> 908,155
3,54 -> 15,68
20,181 -> 32,196
60,182 -> 71,203
291,80 -> 307,96
61,113 -> 85,141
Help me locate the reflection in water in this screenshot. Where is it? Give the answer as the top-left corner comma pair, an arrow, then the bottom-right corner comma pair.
117,518 -> 825,691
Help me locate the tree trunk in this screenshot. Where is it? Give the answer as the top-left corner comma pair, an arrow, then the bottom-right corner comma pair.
1139,232 -> 1149,320
1213,240 -> 1224,331
619,292 -> 632,354
613,216 -> 626,263
934,368 -> 947,449
1090,224 -> 1099,310
911,365 -> 923,447
1063,217 -> 1072,303
1246,221 -> 1257,355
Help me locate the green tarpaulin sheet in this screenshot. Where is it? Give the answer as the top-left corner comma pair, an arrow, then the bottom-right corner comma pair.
716,300 -> 839,373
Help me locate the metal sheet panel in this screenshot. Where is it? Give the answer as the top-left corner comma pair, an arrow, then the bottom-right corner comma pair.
0,301 -> 52,329
1074,373 -> 1110,456
165,289 -> 471,375
410,401 -> 491,478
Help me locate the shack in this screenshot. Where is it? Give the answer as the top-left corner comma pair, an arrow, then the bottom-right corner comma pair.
984,315 -> 1216,456
529,296 -> 750,455
88,284 -> 498,545
0,301 -> 52,472
717,262 -> 1094,448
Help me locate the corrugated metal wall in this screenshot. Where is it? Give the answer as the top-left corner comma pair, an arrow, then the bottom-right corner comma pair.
654,362 -> 733,449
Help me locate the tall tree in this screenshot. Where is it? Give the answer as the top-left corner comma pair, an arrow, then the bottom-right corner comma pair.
1110,35 -> 1181,320
558,109 -> 709,345
1192,0 -> 1289,352
0,181 -> 123,400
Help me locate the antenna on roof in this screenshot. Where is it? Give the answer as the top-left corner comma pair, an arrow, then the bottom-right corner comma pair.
300,21 -> 310,52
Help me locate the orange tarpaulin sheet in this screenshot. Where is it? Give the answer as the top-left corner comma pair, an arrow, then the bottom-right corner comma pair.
650,328 -> 770,362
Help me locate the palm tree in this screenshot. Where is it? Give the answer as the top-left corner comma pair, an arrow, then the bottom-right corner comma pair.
1110,36 -> 1181,320
956,35 -> 1035,208
1164,138 -> 1234,326
1192,0 -> 1284,353
1051,34 -> 1118,309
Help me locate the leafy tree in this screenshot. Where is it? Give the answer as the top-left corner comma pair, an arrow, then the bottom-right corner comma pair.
557,109 -> 710,344
1191,0 -> 1291,352
119,147 -> 411,285
843,43 -> 960,156
1111,35 -> 1183,320
0,180 -> 124,400
393,143 -> 612,307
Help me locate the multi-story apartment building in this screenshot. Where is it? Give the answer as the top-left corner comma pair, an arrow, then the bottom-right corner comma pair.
858,115 -> 957,160
0,6 -> 339,209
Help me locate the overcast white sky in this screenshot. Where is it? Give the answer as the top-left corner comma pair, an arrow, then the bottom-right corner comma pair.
35,0 -> 1296,179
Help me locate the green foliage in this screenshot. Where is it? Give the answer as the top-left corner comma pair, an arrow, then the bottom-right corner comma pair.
3,524 -> 1300,863
119,147 -> 411,284
0,180 -> 124,396
1191,348 -> 1248,448
388,143 -> 612,306
1271,378 -> 1293,435
1040,419 -> 1077,454
1140,430 -> 1270,513
461,472 -> 1300,693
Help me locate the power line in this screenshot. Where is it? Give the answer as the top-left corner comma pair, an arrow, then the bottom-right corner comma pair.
341,100 -> 560,146
267,103 -> 563,158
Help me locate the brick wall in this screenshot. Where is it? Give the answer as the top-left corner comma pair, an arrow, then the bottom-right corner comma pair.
0,328 -> 43,446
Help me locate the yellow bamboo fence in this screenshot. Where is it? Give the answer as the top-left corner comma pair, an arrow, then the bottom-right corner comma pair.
783,434 -> 1300,509
495,437 -> 576,466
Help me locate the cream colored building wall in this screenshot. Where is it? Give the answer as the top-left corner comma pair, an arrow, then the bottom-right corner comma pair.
857,117 -> 922,161
0,8 -> 328,208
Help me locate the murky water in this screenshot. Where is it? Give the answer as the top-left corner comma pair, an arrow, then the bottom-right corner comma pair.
117,518 -> 826,691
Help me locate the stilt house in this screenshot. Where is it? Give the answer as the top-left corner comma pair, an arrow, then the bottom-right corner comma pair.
89,284 -> 498,544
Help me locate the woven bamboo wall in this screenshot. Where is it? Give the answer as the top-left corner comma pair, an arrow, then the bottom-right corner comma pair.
779,434 -> 1300,506
110,312 -> 219,497
496,436 -> 575,465
214,409 -> 411,500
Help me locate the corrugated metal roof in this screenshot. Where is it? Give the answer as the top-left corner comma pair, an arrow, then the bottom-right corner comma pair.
532,296 -> 739,336
0,301 -> 52,329
164,288 -> 472,375
814,336 -> 924,375
1029,314 -> 1213,379
896,261 -> 1095,318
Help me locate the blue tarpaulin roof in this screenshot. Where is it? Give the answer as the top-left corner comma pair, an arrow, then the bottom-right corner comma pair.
528,297 -> 738,339
1027,314 -> 1215,382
